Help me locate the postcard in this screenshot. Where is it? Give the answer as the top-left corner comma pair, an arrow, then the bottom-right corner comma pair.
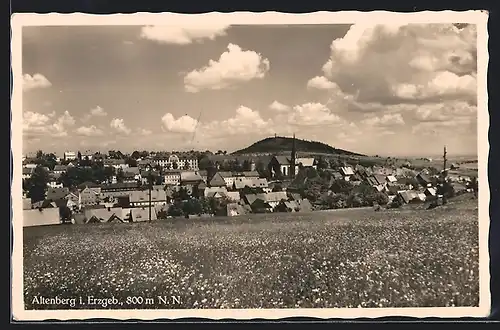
11,10 -> 490,321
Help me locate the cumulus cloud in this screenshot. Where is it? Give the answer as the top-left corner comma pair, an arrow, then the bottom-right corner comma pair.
82,105 -> 108,121
184,43 -> 270,93
321,23 -> 477,105
361,113 -> 405,127
138,128 -> 152,136
202,106 -> 272,137
307,76 -> 339,90
412,116 -> 476,136
23,110 -> 75,137
288,102 -> 344,126
414,101 -> 476,122
76,125 -> 104,136
23,111 -> 51,127
90,106 -> 107,117
110,118 -> 132,135
161,113 -> 198,133
140,24 -> 230,45
57,111 -> 76,126
23,73 -> 52,91
269,101 -> 290,112
393,71 -> 476,103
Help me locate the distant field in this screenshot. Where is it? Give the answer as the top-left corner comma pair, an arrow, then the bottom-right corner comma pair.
23,195 -> 479,309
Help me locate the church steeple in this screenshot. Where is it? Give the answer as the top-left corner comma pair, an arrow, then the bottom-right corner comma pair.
290,133 -> 296,179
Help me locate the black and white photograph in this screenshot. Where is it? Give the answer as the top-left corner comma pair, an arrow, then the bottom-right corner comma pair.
11,11 -> 490,320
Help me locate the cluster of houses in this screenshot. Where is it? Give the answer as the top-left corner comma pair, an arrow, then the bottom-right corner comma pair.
22,146 -> 476,227
22,155 -> 313,227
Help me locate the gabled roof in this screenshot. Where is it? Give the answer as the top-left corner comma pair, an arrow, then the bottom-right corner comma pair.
288,192 -> 302,201
46,187 -> 70,201
233,177 -> 269,189
374,175 -> 387,185
221,191 -> 241,202
204,186 -> 228,198
124,167 -> 140,175
274,156 -> 290,165
399,190 -> 419,203
84,207 -> 123,223
101,182 -> 139,191
296,158 -> 315,167
243,194 -> 258,205
242,171 -> 259,178
255,191 -> 288,203
104,159 -> 126,165
340,167 -> 355,176
108,214 -> 125,223
180,171 -> 203,183
416,172 -> 432,183
424,187 -> 437,196
78,181 -> 100,189
366,176 -> 379,186
217,171 -> 234,178
53,165 -> 68,172
386,175 -> 397,182
129,189 -> 167,203
81,187 -> 99,195
386,184 -> 400,195
209,172 -> 226,187
281,200 -> 299,211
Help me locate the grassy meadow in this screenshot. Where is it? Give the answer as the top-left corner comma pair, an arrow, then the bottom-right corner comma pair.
23,194 -> 480,309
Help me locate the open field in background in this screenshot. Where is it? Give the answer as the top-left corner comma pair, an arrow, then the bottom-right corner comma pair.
242,151 -> 478,172
23,194 -> 479,309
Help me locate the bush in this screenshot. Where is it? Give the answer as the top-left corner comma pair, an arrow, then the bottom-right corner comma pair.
346,194 -> 364,208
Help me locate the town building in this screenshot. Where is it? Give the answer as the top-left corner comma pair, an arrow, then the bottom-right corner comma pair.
129,189 -> 167,208
164,170 -> 181,186
153,154 -> 199,171
64,151 -> 77,161
103,159 -> 129,170
53,165 -> 68,174
47,173 -> 63,188
100,182 -> 140,199
22,167 -> 34,180
80,186 -> 100,206
23,208 -> 61,227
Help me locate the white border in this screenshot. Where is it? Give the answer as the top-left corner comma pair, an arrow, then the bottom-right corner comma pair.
11,11 -> 490,321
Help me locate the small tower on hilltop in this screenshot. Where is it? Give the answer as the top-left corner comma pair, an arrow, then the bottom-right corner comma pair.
290,133 -> 297,179
250,159 -> 256,171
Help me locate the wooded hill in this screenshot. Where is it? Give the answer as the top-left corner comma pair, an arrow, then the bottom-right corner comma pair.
233,136 -> 365,156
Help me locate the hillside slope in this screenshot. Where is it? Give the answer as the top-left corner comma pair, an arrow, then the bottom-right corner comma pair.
232,136 -> 364,156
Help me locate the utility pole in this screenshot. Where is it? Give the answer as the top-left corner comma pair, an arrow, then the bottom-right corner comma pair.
442,146 -> 448,205
290,133 -> 296,179
146,165 -> 152,222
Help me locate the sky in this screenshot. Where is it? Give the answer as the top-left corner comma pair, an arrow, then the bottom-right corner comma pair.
21,23 -> 478,157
